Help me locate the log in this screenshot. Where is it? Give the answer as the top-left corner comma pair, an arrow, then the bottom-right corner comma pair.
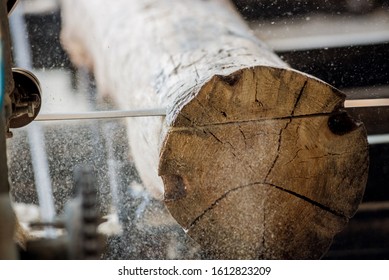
60,0 -> 369,259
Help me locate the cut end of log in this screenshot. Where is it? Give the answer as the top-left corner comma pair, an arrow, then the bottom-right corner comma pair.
159,66 -> 368,259
59,0 -> 369,260
189,183 -> 348,260
167,66 -> 346,127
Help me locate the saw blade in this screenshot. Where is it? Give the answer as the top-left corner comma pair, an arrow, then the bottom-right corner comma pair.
32,98 -> 389,122
34,108 -> 167,121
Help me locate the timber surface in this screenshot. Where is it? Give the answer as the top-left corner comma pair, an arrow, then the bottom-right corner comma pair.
10,0 -> 389,258
246,3 -> 389,259
59,0 -> 370,259
160,66 -> 368,259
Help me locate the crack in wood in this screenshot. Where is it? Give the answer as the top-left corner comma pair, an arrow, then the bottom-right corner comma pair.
265,182 -> 347,219
267,80 -> 307,173
206,130 -> 238,157
172,111 -> 332,130
283,148 -> 303,166
208,131 -> 223,144
264,118 -> 292,181
254,76 -> 264,107
187,180 -> 347,232
291,80 -> 308,116
238,127 -> 247,148
187,184 -> 250,230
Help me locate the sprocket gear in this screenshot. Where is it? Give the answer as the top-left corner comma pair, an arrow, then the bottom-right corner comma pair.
65,166 -> 101,259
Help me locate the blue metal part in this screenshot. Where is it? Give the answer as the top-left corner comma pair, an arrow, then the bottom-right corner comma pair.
0,40 -> 4,112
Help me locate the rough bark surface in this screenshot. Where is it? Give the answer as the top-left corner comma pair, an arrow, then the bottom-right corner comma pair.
60,0 -> 369,259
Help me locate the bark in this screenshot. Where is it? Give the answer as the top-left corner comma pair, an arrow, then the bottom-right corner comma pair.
60,0 -> 369,259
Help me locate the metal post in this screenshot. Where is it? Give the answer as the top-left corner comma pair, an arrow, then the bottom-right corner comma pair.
9,2 -> 56,238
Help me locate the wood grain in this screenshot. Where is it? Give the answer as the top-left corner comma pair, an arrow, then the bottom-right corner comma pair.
60,0 -> 369,259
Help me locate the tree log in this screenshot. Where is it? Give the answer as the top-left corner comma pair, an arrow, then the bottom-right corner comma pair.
60,0 -> 369,259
